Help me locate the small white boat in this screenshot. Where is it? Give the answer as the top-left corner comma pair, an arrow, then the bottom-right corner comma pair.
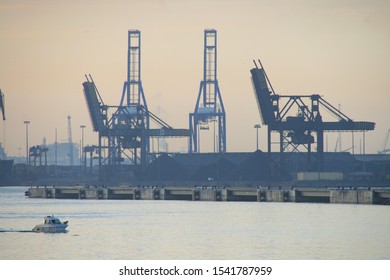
32,216 -> 68,233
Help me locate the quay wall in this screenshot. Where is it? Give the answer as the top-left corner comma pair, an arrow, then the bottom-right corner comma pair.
26,186 -> 390,205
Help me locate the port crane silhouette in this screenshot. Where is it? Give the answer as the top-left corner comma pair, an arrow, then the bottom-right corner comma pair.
250,59 -> 375,175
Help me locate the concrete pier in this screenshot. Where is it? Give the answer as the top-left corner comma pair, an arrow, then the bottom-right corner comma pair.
26,186 -> 390,205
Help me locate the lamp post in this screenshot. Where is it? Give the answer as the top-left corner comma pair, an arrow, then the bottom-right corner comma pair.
80,125 -> 86,170
254,124 -> 261,151
24,120 -> 30,165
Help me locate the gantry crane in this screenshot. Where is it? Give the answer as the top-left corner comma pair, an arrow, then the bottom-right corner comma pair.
83,30 -> 189,179
250,59 -> 375,175
189,29 -> 226,153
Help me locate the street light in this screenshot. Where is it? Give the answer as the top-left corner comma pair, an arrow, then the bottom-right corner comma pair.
24,120 -> 30,165
80,125 -> 86,168
254,124 -> 261,151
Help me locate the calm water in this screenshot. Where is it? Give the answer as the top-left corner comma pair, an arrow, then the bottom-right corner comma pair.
0,186 -> 389,260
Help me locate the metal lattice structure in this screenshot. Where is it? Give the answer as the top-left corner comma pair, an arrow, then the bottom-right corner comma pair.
250,59 -> 375,174
189,29 -> 226,153
111,30 -> 150,166
83,30 -> 189,180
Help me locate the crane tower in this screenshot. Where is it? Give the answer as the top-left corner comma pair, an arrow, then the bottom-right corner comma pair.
82,30 -> 190,179
189,29 -> 226,153
112,29 -> 150,166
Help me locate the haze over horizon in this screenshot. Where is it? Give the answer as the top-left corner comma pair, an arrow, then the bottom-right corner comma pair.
1,0 -> 389,157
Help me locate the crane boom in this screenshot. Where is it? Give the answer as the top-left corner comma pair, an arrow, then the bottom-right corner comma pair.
378,129 -> 390,154
0,89 -> 5,121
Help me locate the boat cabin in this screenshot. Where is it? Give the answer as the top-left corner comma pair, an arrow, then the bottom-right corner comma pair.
44,216 -> 63,225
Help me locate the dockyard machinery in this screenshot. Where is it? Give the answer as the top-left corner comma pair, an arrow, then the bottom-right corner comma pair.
250,59 -> 375,176
83,30 -> 189,180
189,29 -> 226,153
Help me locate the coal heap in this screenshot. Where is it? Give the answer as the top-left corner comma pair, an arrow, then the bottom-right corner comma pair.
226,150 -> 271,180
192,157 -> 237,180
144,154 -> 188,180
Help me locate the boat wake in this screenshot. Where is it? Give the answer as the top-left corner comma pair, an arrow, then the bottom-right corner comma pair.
0,229 -> 33,233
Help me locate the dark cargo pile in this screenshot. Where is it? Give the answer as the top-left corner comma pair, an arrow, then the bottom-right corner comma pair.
226,150 -> 270,180
143,154 -> 188,180
192,157 -> 237,180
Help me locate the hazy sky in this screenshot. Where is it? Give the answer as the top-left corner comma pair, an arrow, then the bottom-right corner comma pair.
0,0 -> 389,157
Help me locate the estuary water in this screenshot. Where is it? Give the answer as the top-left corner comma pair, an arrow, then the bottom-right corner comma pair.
0,186 -> 389,260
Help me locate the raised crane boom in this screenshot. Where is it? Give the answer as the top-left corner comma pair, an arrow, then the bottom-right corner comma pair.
0,89 -> 5,121
250,59 -> 375,173
378,129 -> 390,154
